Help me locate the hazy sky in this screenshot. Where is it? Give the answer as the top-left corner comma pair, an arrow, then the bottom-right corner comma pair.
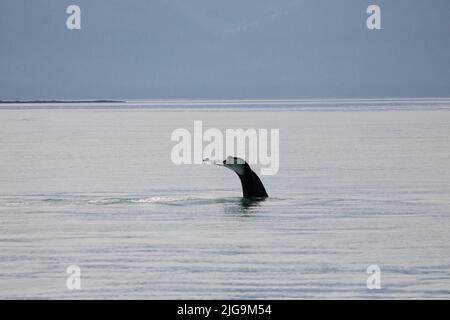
1,0 -> 449,100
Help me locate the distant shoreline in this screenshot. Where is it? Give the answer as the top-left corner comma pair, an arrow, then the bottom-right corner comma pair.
1,98 -> 450,110
0,100 -> 123,104
2,98 -> 450,105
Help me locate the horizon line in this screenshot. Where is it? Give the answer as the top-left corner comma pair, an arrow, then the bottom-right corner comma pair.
2,97 -> 450,106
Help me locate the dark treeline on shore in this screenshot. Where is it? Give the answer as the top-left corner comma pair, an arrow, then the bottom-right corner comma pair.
0,100 -> 123,104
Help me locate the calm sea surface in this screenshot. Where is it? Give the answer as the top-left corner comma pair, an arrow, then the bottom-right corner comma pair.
1,100 -> 450,299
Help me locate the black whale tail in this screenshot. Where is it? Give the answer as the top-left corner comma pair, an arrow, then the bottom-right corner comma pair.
222,156 -> 268,199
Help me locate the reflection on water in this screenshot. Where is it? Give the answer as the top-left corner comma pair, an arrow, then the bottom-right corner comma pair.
222,197 -> 266,215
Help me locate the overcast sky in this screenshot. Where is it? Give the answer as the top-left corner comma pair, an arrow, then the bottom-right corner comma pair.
0,0 -> 449,100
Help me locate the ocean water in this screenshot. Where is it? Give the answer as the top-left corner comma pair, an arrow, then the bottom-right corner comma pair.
1,100 -> 450,299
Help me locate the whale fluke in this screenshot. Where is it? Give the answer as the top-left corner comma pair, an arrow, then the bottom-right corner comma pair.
222,156 -> 268,199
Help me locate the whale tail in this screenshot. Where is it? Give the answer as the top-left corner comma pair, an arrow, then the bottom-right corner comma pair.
222,156 -> 268,199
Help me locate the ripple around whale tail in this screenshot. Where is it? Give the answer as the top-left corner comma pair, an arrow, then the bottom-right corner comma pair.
87,195 -> 277,207
1,194 -> 282,208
